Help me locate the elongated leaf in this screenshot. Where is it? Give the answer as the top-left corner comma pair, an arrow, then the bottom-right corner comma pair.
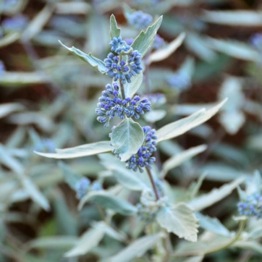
157,99 -> 227,142
59,40 -> 107,74
110,14 -> 120,39
196,213 -> 231,237
162,145 -> 207,177
132,16 -> 163,57
111,118 -> 144,161
157,204 -> 198,242
205,37 -> 260,62
108,233 -> 163,262
79,191 -> 137,215
202,11 -> 262,26
35,141 -> 112,159
124,72 -> 143,98
188,177 -> 244,211
0,103 -> 24,118
148,32 -> 185,63
65,222 -> 106,257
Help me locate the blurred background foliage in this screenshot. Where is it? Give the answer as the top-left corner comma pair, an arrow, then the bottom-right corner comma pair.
0,0 -> 262,261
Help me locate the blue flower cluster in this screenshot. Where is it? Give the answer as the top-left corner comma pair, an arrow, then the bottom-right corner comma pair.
237,192 -> 262,219
75,177 -> 102,200
104,37 -> 143,84
167,72 -> 191,91
126,10 -> 153,30
126,126 -> 157,172
96,83 -> 151,126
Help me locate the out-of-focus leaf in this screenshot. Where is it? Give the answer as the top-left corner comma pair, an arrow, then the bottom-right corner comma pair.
148,32 -> 185,63
196,213 -> 231,237
35,141 -> 112,159
0,32 -> 20,47
202,11 -> 262,26
111,118 -> 144,162
132,16 -> 163,57
162,145 -> 207,177
110,14 -> 120,39
0,103 -> 24,118
144,110 -> 166,123
205,37 -> 260,62
55,2 -> 91,14
123,72 -> 143,98
65,222 -> 106,257
79,191 -> 137,215
157,99 -> 227,142
157,204 -> 198,242
185,33 -> 217,62
188,177 -> 244,211
107,233 -> 163,262
59,41 -> 107,74
233,241 -> 262,254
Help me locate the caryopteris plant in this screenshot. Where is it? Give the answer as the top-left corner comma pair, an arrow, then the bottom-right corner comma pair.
35,13 -> 228,259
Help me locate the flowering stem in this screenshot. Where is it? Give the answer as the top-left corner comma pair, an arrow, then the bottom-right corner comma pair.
146,167 -> 159,201
119,81 -> 125,99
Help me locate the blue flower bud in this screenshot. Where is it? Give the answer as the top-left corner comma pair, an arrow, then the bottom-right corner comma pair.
75,177 -> 90,199
126,10 -> 153,30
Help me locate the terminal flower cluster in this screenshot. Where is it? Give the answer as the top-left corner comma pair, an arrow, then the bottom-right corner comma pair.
104,36 -> 143,84
96,83 -> 151,126
126,126 -> 157,172
237,192 -> 262,219
126,10 -> 153,30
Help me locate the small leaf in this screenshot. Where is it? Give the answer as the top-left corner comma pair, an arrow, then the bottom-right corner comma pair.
0,103 -> 24,119
65,222 -> 106,257
79,191 -> 137,215
108,233 -> 163,262
132,16 -> 163,57
148,32 -> 185,63
162,145 -> 207,177
188,177 -> 244,211
110,14 -> 121,39
157,99 -> 227,143
111,118 -> 144,161
144,110 -> 166,123
35,141 -> 112,159
157,204 -> 198,242
59,40 -> 107,74
124,72 -> 143,98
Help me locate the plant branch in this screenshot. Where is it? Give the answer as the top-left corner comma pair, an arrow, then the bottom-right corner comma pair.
146,167 -> 159,201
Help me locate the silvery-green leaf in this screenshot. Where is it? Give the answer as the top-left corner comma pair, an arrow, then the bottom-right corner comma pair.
233,241 -> 262,254
65,222 -> 106,257
202,10 -> 262,26
185,33 -> 217,62
132,16 -> 163,57
111,118 -> 144,161
157,204 -> 198,242
58,162 -> 80,190
79,191 -> 137,215
188,177 -> 245,211
35,141 -> 112,159
162,145 -> 207,177
205,37 -> 260,62
59,40 -> 107,74
110,14 -> 120,39
157,99 -> 227,143
196,213 -> 231,237
148,32 -> 185,63
0,103 -> 24,119
144,110 -> 166,123
123,72 -> 143,98
107,233 -> 163,262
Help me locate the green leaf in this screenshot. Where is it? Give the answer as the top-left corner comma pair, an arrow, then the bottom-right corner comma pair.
111,118 -> 144,161
162,145 -> 207,177
157,204 -> 198,242
188,177 -> 244,211
34,141 -> 112,159
196,213 -> 231,237
0,103 -> 24,119
148,32 -> 185,63
108,233 -> 163,262
123,72 -> 143,98
132,16 -> 163,57
144,110 -> 166,123
110,14 -> 121,39
59,40 -> 107,74
157,99 -> 227,143
58,162 -> 80,190
65,222 -> 106,257
78,191 -> 137,215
